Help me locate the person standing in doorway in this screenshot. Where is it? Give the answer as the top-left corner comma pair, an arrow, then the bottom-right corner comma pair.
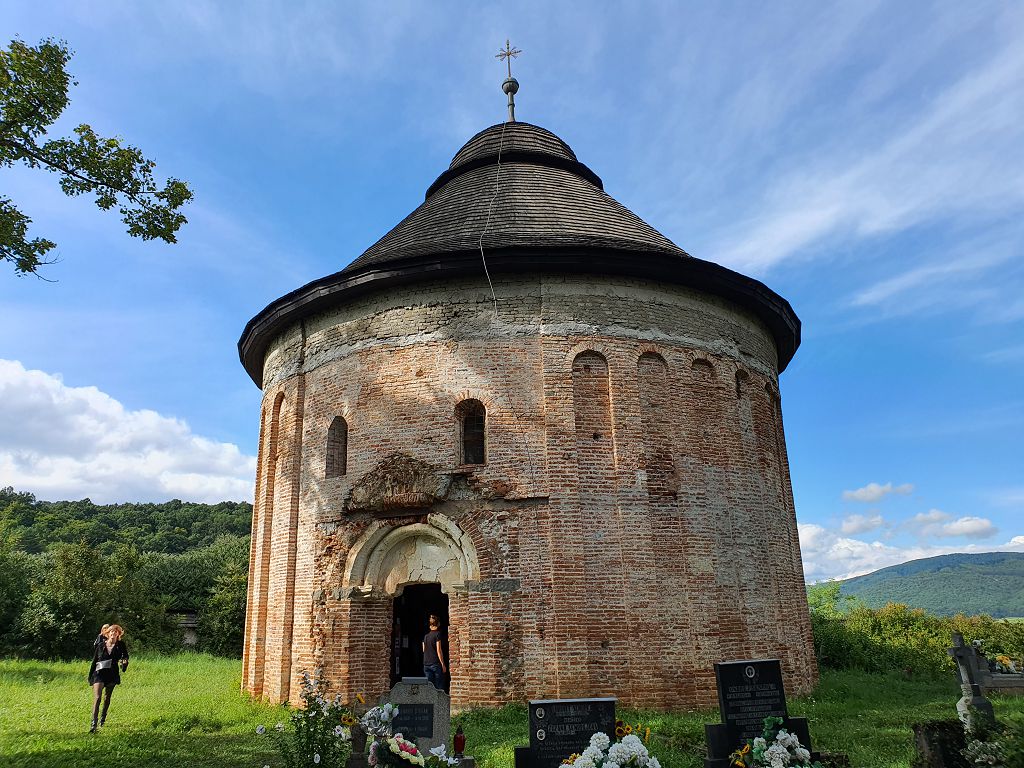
422,614 -> 446,690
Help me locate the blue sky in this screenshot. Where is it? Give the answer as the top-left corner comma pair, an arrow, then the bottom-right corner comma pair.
1,2 -> 1021,580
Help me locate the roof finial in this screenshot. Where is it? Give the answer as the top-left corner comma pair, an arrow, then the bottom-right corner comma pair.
496,39 -> 522,122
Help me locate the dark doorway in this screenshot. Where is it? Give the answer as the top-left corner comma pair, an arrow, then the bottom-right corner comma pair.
390,583 -> 450,691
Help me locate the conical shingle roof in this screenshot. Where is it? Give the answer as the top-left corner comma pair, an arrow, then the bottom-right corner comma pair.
344,122 -> 687,273
239,120 -> 800,385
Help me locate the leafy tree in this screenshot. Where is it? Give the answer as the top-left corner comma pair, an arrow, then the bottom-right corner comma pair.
200,558 -> 249,656
15,541 -> 106,658
0,38 -> 192,276
0,488 -> 252,554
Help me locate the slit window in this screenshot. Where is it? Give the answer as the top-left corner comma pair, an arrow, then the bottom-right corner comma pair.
326,416 -> 348,478
457,400 -> 486,465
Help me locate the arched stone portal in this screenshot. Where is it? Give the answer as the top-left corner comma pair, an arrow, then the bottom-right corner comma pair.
343,513 -> 480,596
332,513 -> 479,702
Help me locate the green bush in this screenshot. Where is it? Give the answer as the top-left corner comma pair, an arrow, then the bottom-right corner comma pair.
0,534 -> 253,660
8,542 -> 180,658
808,583 -> 1024,676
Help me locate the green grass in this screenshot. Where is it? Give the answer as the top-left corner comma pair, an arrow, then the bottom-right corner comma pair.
0,653 -> 285,768
2,655 -> 1024,768
459,672 -> 1024,768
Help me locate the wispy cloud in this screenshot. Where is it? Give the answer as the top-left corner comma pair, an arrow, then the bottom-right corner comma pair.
840,513 -> 887,535
843,482 -> 914,503
849,249 -> 1011,309
988,488 -> 1024,508
983,346 -> 1024,364
710,9 -> 1024,275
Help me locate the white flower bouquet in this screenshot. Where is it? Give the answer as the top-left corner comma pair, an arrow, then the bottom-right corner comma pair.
559,730 -> 661,768
728,717 -> 823,768
361,702 -> 398,739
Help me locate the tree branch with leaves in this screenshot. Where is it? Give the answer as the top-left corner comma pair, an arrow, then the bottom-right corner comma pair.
0,38 -> 193,276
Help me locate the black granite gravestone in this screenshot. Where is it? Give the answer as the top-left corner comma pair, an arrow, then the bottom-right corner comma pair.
716,659 -> 789,746
514,698 -> 616,768
704,660 -> 813,768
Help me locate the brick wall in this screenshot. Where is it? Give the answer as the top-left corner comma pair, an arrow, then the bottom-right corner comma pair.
241,273 -> 818,709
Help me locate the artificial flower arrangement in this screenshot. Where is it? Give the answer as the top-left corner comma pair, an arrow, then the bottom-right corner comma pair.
255,670 -> 354,768
994,655 -> 1019,674
728,717 -> 823,768
361,703 -> 460,768
558,726 -> 661,768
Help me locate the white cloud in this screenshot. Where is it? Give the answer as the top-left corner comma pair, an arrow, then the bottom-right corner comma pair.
842,481 -> 914,503
941,516 -> 999,539
798,522 -> 1024,581
905,509 -> 999,540
840,513 -> 886,535
0,360 -> 255,504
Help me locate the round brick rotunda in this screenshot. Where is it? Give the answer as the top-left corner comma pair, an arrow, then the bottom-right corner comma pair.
238,119 -> 818,710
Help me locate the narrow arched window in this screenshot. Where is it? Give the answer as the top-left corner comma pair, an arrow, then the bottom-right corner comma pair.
456,399 -> 486,465
326,416 -> 348,478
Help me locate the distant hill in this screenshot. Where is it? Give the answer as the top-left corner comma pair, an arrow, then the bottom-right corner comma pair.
838,551 -> 1024,618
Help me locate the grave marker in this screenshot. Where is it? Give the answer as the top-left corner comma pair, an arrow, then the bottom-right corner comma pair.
515,697 -> 616,768
715,659 -> 789,746
382,677 -> 450,753
703,659 -> 813,768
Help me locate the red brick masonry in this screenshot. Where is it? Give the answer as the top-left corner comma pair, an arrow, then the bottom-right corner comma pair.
241,274 -> 818,710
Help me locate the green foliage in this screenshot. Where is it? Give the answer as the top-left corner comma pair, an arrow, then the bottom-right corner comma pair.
0,488 -> 254,659
961,716 -> 1024,767
0,487 -> 252,554
839,552 -> 1024,618
9,541 -> 178,659
0,536 -> 249,659
199,558 -> 249,657
0,38 -> 192,276
807,583 -> 1024,676
258,671 -> 354,768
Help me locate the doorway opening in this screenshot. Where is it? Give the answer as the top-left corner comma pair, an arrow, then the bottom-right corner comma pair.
390,583 -> 450,691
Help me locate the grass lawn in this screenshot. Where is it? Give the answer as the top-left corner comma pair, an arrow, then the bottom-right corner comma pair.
0,654 -> 284,768
2,655 -> 1023,768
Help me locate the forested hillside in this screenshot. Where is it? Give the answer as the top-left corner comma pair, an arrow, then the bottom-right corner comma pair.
0,487 -> 252,659
0,487 -> 251,553
839,551 -> 1024,617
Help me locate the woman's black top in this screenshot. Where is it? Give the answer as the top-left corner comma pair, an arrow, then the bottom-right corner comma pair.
88,638 -> 129,685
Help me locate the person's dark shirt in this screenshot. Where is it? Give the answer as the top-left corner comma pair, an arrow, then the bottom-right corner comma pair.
423,629 -> 442,666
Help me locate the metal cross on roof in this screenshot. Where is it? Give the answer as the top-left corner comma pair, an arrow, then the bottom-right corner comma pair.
496,40 -> 522,122
496,39 -> 522,79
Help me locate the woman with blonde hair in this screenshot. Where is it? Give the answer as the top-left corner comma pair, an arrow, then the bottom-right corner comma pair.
87,623 -> 129,732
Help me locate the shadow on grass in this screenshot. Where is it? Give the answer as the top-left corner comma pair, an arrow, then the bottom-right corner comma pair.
3,729 -> 276,768
0,662 -> 84,686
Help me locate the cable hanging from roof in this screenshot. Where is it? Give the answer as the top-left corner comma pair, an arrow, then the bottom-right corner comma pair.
473,42 -> 538,488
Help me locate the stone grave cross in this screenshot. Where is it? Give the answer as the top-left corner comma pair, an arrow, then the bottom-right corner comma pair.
949,633 -> 995,732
